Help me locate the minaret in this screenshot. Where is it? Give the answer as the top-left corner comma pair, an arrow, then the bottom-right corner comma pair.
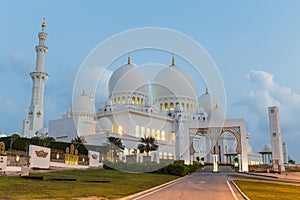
23,18 -> 49,138
268,106 -> 285,172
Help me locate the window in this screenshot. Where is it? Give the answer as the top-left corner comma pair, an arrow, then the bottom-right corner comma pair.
141,127 -> 145,137
171,132 -> 176,142
146,128 -> 150,137
273,132 -> 276,137
122,96 -> 125,104
137,97 -> 140,104
170,102 -> 174,111
164,103 -> 168,111
118,126 -> 123,135
270,109 -> 274,113
161,130 -> 166,141
132,97 -> 136,104
136,126 -> 140,137
152,129 -> 156,137
160,104 -> 163,112
156,130 -> 161,140
117,97 -> 120,104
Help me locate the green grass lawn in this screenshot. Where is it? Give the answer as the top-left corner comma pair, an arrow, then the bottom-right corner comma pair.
234,180 -> 300,200
0,169 -> 179,199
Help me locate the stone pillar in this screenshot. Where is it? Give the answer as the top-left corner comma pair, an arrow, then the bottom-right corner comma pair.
238,154 -> 242,172
212,154 -> 218,172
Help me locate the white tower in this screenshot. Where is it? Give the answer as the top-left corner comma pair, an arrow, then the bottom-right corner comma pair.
268,106 -> 285,172
23,18 -> 49,138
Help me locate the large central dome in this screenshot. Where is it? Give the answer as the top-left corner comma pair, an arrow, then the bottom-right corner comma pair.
108,57 -> 149,105
151,65 -> 197,100
151,58 -> 197,112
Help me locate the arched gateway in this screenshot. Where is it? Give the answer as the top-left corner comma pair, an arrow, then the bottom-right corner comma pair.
188,120 -> 248,172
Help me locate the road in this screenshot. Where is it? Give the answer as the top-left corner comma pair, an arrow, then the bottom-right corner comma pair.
132,173 -> 244,200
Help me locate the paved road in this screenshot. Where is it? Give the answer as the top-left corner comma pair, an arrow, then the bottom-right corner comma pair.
132,173 -> 244,200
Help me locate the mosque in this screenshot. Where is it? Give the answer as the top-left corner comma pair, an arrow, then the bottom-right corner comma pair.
20,19 -> 275,173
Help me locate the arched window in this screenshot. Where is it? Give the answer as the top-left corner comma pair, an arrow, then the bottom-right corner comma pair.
156,130 -> 161,140
146,128 -> 150,137
141,127 -> 145,137
164,103 -> 168,111
135,126 -> 140,137
176,102 -> 179,105
152,129 -> 156,137
132,97 -> 136,104
118,126 -> 123,135
170,103 -> 174,111
161,130 -> 166,141
117,97 -> 120,104
113,98 -> 116,104
122,96 -> 125,104
160,104 -> 163,112
137,97 -> 140,104
171,132 -> 176,142
186,103 -> 189,112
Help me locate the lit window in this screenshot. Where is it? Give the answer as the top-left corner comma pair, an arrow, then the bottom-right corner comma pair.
132,97 -> 136,104
117,97 -> 120,104
122,96 -> 125,104
164,103 -> 168,111
141,127 -> 145,137
146,128 -> 150,137
118,126 -> 123,134
170,103 -> 174,111
171,132 -> 176,142
152,129 -> 155,137
161,130 -> 166,141
160,104 -> 162,112
156,130 -> 160,140
136,126 -> 140,137
186,104 -> 189,111
137,97 -> 140,104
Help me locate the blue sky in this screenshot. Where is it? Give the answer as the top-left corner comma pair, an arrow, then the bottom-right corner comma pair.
1,1 -> 300,161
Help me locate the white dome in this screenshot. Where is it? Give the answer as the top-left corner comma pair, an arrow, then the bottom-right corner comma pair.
198,90 -> 220,114
196,106 -> 207,116
108,63 -> 149,97
208,105 -> 226,121
96,117 -> 112,133
151,65 -> 197,101
0,131 -> 7,138
71,94 -> 95,116
261,143 -> 272,153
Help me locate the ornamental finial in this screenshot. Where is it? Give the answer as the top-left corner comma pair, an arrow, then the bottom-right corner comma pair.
127,53 -> 130,65
41,17 -> 46,31
171,53 -> 175,66
205,86 -> 209,94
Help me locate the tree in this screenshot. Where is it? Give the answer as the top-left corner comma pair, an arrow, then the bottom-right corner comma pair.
71,136 -> 86,145
9,133 -> 20,149
137,136 -> 158,156
107,137 -> 124,162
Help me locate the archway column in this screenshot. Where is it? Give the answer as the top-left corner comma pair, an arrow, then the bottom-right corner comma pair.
238,154 -> 242,172
212,154 -> 218,172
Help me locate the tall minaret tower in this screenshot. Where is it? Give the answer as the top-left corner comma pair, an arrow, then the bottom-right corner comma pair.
268,106 -> 285,172
23,18 -> 49,138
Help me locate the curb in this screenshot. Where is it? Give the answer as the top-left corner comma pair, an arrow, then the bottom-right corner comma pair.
231,180 -> 250,200
122,175 -> 188,200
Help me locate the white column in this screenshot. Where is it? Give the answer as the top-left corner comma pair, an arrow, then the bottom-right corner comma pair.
213,154 -> 218,172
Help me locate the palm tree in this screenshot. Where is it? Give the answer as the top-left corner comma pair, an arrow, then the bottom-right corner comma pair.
137,136 -> 158,156
9,133 -> 20,149
107,137 -> 124,161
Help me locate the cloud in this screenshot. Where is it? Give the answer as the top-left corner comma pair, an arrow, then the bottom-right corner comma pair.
237,70 -> 300,161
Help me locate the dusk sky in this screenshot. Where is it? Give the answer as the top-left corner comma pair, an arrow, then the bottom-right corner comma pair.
1,1 -> 300,161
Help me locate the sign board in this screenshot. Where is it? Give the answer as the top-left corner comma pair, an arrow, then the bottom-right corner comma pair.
88,150 -> 100,167
29,145 -> 50,169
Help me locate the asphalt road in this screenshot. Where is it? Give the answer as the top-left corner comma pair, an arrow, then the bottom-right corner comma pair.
132,173 -> 244,200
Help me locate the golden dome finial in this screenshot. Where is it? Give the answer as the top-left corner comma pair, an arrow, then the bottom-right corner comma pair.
171,53 -> 175,66
41,17 -> 46,31
127,53 -> 130,65
205,86 -> 209,94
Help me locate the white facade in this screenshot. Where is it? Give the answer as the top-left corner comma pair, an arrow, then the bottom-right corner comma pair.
22,19 -> 48,138
48,56 -> 253,171
268,106 -> 285,172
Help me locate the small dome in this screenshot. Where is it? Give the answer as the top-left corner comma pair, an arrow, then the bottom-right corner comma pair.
108,63 -> 149,97
71,94 -> 95,116
96,117 -> 112,133
0,131 -> 7,138
198,89 -> 220,114
261,143 -> 272,153
208,105 -> 226,121
152,65 -> 197,101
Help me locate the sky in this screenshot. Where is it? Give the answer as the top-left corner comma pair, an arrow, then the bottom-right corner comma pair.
1,1 -> 300,162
